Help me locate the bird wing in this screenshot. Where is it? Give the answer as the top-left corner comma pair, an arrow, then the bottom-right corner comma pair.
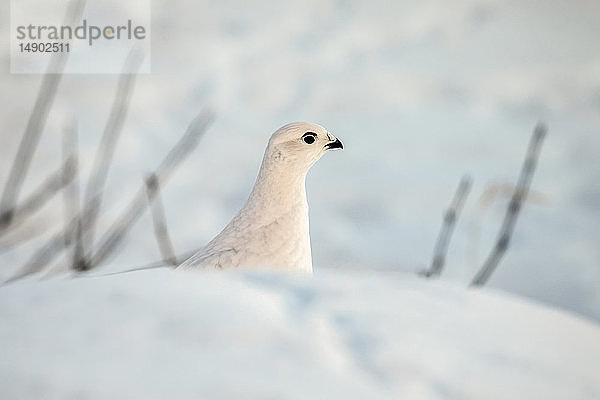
177,248 -> 239,270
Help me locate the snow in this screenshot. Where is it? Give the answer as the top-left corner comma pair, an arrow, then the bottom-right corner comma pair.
1,2 -> 599,396
1,269 -> 599,399
1,0 -> 599,321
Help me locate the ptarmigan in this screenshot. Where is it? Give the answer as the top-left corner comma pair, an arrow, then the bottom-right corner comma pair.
177,122 -> 343,273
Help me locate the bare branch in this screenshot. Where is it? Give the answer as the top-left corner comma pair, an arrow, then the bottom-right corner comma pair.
0,120 -> 78,245
0,216 -> 54,252
61,118 -> 84,270
62,118 -> 79,237
5,109 -> 214,282
83,248 -> 200,278
88,110 -> 214,268
468,182 -> 550,270
79,49 -> 143,262
145,173 -> 178,265
0,156 -> 76,239
470,123 -> 548,287
422,174 -> 472,278
4,230 -> 71,284
0,0 -> 84,230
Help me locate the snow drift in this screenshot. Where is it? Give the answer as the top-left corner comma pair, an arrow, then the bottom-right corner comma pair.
1,269 -> 598,399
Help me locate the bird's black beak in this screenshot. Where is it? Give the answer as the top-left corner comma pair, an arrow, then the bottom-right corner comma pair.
325,138 -> 344,150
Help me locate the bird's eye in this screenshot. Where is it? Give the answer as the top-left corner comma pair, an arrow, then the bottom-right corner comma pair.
302,132 -> 317,144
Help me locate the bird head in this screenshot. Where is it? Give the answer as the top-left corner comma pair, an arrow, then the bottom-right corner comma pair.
266,122 -> 343,170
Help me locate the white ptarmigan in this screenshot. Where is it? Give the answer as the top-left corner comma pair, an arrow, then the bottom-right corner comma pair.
177,122 -> 343,273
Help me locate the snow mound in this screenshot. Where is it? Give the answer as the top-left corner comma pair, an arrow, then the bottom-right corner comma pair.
1,269 -> 599,399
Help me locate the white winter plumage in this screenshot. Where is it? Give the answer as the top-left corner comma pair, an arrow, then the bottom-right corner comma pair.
177,122 -> 343,273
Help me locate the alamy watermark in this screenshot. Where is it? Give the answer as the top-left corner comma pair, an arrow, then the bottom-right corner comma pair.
11,0 -> 151,74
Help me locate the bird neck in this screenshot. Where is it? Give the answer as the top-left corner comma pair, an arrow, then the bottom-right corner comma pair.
243,152 -> 309,222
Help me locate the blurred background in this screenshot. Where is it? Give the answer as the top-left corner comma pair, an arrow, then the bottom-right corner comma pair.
0,0 -> 598,321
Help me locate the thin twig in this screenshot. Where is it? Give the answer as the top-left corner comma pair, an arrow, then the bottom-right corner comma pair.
145,173 -> 178,265
79,49 -> 143,263
422,174 -> 472,278
88,110 -> 214,268
0,0 -> 84,230
81,248 -> 200,278
470,123 -> 547,287
61,118 -> 83,269
0,156 -> 76,239
468,182 -> 550,271
4,230 -> 72,284
0,216 -> 54,252
6,109 -> 214,282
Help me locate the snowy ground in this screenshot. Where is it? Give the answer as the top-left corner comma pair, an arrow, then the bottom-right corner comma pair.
1,269 -> 599,399
1,2 -> 598,397
1,0 -> 599,322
